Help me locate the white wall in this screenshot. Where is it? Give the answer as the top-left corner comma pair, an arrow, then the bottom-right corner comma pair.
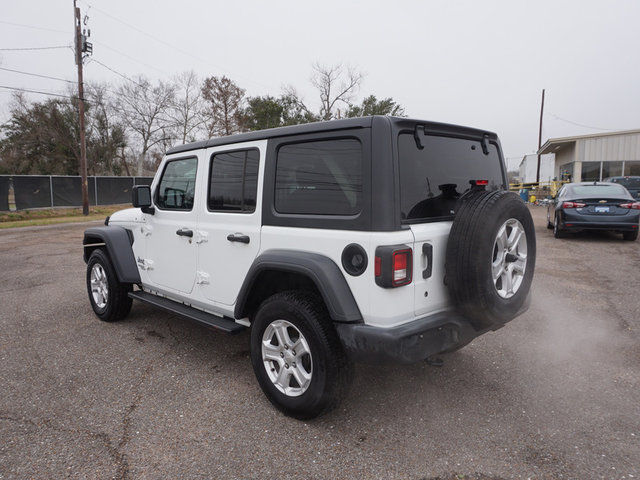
518,154 -> 555,183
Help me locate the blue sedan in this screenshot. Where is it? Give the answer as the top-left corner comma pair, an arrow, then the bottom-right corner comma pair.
547,182 -> 640,241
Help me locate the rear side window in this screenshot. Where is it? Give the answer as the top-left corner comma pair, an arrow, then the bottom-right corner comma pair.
156,157 -> 198,210
275,138 -> 362,215
398,133 -> 504,222
209,149 -> 259,212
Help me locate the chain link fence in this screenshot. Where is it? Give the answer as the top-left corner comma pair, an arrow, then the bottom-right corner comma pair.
0,175 -> 154,211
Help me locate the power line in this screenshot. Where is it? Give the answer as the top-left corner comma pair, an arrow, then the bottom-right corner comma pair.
0,45 -> 70,51
0,20 -> 69,35
90,58 -> 147,89
0,85 -> 76,100
90,40 -> 169,76
547,113 -> 621,132
0,67 -> 76,84
84,2 -> 278,92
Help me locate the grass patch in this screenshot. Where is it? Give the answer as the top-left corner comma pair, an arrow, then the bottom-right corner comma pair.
0,205 -> 131,229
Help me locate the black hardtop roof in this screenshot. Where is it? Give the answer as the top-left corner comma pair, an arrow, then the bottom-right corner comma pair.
166,116 -> 498,155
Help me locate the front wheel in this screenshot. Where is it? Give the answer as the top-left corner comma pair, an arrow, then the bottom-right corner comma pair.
86,249 -> 132,322
250,291 -> 353,420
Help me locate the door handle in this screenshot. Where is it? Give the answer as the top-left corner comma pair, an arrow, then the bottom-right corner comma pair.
227,233 -> 250,244
176,228 -> 194,238
422,242 -> 433,279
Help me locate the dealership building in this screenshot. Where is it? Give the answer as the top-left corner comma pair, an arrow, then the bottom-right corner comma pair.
536,129 -> 640,182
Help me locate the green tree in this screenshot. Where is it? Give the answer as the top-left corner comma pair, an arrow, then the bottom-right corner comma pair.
346,95 -> 405,118
242,94 -> 318,131
0,94 -> 80,175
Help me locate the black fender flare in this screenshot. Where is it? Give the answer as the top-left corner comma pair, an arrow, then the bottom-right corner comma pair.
234,249 -> 362,323
83,226 -> 141,284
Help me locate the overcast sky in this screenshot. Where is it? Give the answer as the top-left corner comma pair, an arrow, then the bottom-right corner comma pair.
2,0 -> 639,170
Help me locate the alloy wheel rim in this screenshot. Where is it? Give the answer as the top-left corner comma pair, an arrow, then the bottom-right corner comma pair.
261,319 -> 312,397
491,218 -> 528,299
90,263 -> 109,309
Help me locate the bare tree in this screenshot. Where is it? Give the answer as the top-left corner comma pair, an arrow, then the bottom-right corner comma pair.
311,63 -> 363,121
84,82 -> 128,175
115,75 -> 175,175
169,71 -> 206,144
201,76 -> 245,137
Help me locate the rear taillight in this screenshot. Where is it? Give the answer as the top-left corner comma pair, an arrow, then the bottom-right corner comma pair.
620,202 -> 640,210
375,245 -> 413,288
562,201 -> 586,208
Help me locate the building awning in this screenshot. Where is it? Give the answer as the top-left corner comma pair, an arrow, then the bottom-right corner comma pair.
538,129 -> 640,155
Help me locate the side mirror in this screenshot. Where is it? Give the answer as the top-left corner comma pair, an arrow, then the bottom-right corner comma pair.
132,185 -> 155,214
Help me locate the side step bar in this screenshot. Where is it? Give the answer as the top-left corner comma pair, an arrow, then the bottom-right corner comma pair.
128,291 -> 246,334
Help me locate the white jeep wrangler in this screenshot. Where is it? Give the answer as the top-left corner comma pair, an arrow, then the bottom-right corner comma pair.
83,116 -> 535,419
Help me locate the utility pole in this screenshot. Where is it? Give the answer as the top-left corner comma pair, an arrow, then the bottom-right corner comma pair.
74,0 -> 92,215
536,88 -> 545,183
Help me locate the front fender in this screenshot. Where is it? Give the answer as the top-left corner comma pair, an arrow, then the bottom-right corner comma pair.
83,226 -> 141,284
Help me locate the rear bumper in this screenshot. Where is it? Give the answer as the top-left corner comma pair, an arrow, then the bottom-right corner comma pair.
335,311 -> 493,365
561,211 -> 640,231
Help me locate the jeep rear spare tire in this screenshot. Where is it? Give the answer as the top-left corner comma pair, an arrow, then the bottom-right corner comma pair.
445,190 -> 536,329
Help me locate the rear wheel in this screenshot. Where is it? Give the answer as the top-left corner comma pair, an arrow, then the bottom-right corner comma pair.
86,249 -> 133,322
250,291 -> 352,420
546,209 -> 553,229
553,215 -> 565,238
623,230 -> 638,241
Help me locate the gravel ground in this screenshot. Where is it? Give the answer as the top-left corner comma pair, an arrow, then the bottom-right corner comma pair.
0,206 -> 638,480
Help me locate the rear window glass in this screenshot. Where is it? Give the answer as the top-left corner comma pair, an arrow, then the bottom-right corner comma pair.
275,138 -> 362,215
398,133 -> 504,221
569,184 -> 628,196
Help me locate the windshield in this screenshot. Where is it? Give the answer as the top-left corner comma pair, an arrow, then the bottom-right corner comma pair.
398,133 -> 505,222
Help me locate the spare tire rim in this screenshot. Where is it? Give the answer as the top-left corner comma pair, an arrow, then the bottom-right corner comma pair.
491,218 -> 528,299
261,319 -> 313,397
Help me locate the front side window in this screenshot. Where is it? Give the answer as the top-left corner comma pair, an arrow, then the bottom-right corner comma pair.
398,133 -> 505,222
209,149 -> 259,212
275,138 -> 362,215
156,157 -> 198,210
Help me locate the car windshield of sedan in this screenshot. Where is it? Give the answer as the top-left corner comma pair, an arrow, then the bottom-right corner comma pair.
570,185 -> 628,197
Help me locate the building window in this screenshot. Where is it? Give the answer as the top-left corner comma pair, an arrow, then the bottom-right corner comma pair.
602,161 -> 623,179
581,162 -> 601,182
624,161 -> 640,176
559,162 -> 574,182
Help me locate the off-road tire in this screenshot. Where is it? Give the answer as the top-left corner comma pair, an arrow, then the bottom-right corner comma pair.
445,190 -> 536,330
250,291 -> 353,420
86,249 -> 133,322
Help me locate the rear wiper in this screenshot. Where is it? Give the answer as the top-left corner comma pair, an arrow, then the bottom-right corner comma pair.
481,134 -> 490,155
414,125 -> 425,150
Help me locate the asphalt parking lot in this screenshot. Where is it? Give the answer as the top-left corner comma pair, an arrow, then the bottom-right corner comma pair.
1,206 -> 638,480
